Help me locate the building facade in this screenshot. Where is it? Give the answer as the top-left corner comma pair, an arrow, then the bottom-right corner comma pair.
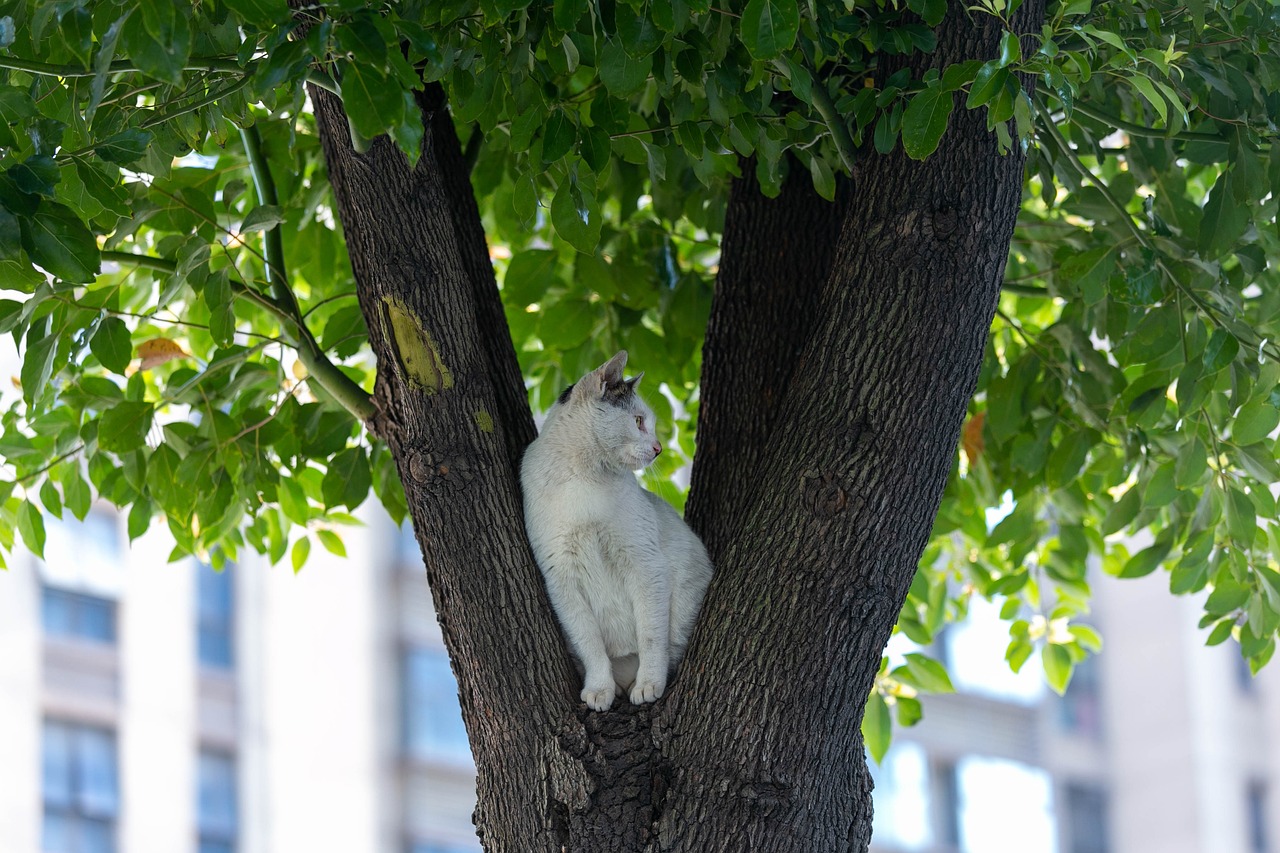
0,508 -> 477,853
2,506 -> 1278,853
871,574 -> 1280,853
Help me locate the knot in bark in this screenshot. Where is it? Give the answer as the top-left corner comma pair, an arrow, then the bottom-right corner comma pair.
927,203 -> 960,241
802,471 -> 848,517
406,448 -> 475,492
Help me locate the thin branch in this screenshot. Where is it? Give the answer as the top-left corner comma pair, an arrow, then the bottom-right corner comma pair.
1038,84 -> 1228,144
15,444 -> 86,486
775,58 -> 856,174
239,124 -> 376,423
0,54 -> 340,96
100,250 -> 176,274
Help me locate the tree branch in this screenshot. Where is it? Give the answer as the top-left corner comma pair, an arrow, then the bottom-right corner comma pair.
239,124 -> 376,423
1037,84 -> 1226,144
0,55 -> 339,96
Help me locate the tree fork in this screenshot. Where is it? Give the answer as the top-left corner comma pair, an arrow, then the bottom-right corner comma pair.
663,3 -> 1045,850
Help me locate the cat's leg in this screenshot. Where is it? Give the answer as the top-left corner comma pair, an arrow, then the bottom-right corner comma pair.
629,572 -> 672,705
547,576 -> 618,711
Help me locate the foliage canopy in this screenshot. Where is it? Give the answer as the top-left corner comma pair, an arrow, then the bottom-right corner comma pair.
1,0 -> 1279,758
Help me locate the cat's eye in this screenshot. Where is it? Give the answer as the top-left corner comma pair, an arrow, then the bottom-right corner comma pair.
635,415 -> 645,430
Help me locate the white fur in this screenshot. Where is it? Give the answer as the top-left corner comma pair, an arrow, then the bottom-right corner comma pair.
521,351 -> 713,711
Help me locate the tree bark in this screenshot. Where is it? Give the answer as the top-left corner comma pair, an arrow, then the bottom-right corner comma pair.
308,0 -> 1041,847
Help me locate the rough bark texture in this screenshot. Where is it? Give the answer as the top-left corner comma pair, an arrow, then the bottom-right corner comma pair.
309,82 -> 579,849
308,1 -> 1042,848
685,163 -> 853,563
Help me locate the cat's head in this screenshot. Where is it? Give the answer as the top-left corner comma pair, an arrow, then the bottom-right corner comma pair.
554,351 -> 662,472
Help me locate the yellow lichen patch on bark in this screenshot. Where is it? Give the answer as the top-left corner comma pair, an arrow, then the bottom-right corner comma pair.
382,296 -> 454,394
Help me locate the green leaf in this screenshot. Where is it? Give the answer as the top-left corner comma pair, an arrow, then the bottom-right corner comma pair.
90,317 -> 132,374
147,443 -> 193,519
1198,169 -> 1249,259
241,205 -> 286,233
341,62 -> 405,140
900,653 -> 955,693
321,447 -> 371,511
1174,437 -> 1208,488
58,7 -> 93,68
1205,619 -> 1234,646
1046,429 -> 1093,488
292,535 -> 311,573
98,402 -> 155,453
120,9 -> 190,85
861,690 -> 891,764
1042,643 -> 1073,695
1234,397 -> 1280,447
1128,74 -> 1167,124
1205,579 -> 1250,615
17,500 -> 46,559
61,466 -> 91,521
1226,486 -> 1257,547
997,31 -> 1021,67
1069,624 -> 1103,652
503,249 -> 559,305
598,41 -> 652,97
551,180 -> 601,254
740,0 -> 799,60
1203,329 -> 1239,373
900,85 -> 954,161
894,695 -> 923,727
20,324 -> 58,406
224,0 -> 289,26
40,479 -> 63,520
319,304 -> 367,359
542,111 -> 577,164
1117,540 -> 1172,578
579,125 -> 611,173
279,477 -> 310,526
23,202 -> 100,283
966,63 -> 1007,109
95,130 -> 153,165
316,528 -> 347,557
128,498 -> 152,542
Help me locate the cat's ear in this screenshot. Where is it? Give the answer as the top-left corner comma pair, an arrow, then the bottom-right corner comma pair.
627,372 -> 644,390
598,350 -> 628,385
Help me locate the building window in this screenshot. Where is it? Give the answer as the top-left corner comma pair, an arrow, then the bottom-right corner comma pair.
869,741 -> 931,850
1248,780 -> 1270,853
197,751 -> 237,853
42,587 -> 117,644
956,756 -> 1056,853
930,758 -> 961,849
42,720 -> 119,853
197,564 -> 234,669
1236,644 -> 1257,695
402,646 -> 471,765
1064,783 -> 1110,853
1057,653 -> 1103,738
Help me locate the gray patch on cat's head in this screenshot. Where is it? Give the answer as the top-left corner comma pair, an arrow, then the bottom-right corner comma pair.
601,379 -> 637,408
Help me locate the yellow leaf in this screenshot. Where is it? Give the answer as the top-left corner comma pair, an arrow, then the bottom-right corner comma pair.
962,411 -> 986,464
137,338 -> 188,371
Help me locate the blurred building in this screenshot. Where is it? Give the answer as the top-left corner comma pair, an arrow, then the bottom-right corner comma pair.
871,577 -> 1280,853
2,506 -> 1279,853
0,508 -> 477,853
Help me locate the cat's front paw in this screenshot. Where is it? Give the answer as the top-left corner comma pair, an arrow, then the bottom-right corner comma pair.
581,683 -> 616,711
629,677 -> 666,705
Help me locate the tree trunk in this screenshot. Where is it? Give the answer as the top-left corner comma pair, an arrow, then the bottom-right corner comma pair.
308,0 -> 1041,847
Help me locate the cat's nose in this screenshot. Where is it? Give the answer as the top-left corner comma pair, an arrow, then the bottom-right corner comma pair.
652,442 -> 662,456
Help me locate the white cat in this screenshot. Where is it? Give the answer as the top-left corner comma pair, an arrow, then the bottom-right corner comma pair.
521,351 -> 713,711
